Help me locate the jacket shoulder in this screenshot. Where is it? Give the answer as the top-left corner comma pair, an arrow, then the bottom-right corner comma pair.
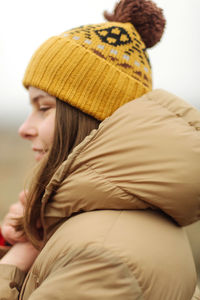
27,210 -> 196,300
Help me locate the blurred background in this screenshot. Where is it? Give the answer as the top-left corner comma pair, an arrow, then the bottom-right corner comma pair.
0,0 -> 200,280
1,0 -> 200,129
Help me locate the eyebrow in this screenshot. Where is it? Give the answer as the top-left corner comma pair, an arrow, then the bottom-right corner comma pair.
30,95 -> 46,104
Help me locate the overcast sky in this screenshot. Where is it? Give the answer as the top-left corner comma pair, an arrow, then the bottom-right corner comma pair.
0,0 -> 199,126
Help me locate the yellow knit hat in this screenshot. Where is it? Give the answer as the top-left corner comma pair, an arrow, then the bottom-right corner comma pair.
23,0 -> 165,120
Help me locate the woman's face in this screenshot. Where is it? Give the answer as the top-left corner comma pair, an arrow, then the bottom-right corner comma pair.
18,87 -> 56,162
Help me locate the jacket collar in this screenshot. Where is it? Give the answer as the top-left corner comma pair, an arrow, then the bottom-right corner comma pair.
40,89 -> 200,239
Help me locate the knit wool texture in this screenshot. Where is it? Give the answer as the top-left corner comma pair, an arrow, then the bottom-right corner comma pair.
23,22 -> 152,120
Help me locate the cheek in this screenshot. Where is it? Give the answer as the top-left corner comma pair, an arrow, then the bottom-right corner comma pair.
40,112 -> 55,148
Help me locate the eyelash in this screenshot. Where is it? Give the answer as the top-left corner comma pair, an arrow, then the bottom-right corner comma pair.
39,106 -> 50,112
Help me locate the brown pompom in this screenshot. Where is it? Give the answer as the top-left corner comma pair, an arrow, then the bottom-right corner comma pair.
104,0 -> 166,48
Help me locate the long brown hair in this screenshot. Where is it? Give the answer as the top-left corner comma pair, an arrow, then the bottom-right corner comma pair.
20,99 -> 100,247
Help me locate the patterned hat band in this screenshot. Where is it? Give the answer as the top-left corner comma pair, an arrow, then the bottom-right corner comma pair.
23,22 -> 152,120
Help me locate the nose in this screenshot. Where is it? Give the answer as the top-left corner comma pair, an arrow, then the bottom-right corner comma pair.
18,115 -> 37,140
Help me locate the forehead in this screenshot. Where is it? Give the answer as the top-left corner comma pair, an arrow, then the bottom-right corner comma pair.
28,86 -> 56,102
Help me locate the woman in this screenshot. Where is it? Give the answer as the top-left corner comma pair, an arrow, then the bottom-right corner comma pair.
0,0 -> 200,299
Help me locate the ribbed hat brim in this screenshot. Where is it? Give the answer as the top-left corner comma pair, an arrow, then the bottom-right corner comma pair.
23,37 -> 150,120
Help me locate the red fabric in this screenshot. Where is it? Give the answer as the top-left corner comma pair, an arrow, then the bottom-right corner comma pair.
0,229 -> 6,246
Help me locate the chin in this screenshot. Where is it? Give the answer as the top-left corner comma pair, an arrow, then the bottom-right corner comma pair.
35,152 -> 45,162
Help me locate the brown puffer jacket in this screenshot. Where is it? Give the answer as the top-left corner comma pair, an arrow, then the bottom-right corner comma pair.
0,90 -> 200,300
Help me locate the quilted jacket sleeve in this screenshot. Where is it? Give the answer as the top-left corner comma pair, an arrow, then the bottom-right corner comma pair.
0,264 -> 26,300
24,247 -> 143,300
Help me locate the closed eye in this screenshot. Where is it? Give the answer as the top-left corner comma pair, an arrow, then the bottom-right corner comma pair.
39,106 -> 50,112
